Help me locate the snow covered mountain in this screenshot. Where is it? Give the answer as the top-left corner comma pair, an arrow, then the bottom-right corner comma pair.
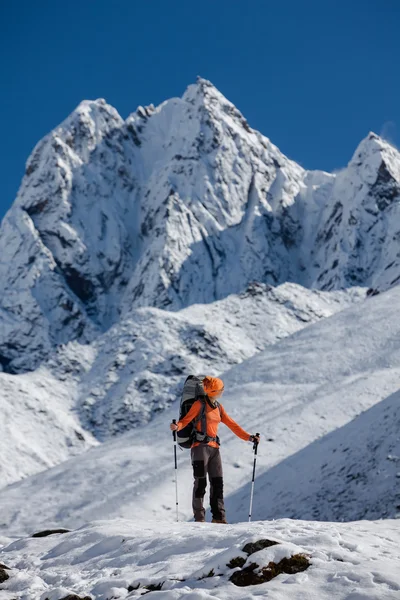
306,133 -> 400,291
2,79 -> 400,600
0,282 -> 361,486
76,283 -> 363,440
1,78 -> 400,375
1,284 -> 399,534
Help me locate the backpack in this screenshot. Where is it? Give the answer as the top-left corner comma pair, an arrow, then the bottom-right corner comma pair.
177,375 -> 221,449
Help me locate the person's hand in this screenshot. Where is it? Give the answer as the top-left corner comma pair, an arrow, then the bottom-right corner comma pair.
250,434 -> 260,444
170,422 -> 178,431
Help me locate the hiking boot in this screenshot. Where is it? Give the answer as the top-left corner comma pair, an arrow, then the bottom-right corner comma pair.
195,518 -> 205,522
212,518 -> 228,524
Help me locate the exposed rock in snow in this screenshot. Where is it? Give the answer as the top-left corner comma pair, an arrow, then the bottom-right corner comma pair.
0,98 -> 137,373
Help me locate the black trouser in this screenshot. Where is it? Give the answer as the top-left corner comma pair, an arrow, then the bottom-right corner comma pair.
191,445 -> 225,521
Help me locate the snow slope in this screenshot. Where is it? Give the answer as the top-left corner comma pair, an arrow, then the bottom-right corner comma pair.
1,519 -> 400,600
0,283 -> 361,486
0,284 -> 364,487
1,79 -> 400,375
0,360 -> 97,487
1,285 -> 399,534
76,283 -> 363,439
228,388 -> 400,523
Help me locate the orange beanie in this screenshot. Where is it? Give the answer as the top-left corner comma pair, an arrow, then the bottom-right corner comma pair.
203,376 -> 224,397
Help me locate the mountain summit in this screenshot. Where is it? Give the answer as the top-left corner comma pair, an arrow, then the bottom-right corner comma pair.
1,80 -> 399,373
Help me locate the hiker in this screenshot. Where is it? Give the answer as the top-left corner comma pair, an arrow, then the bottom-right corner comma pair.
170,376 -> 260,523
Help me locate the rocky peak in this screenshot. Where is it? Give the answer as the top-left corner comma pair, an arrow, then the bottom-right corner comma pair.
183,76 -> 226,106
59,99 -> 123,147
184,77 -> 255,139
349,132 -> 400,186
2,83 -> 400,374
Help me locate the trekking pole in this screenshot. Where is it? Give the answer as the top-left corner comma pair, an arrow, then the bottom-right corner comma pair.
172,419 -> 179,522
248,433 -> 260,522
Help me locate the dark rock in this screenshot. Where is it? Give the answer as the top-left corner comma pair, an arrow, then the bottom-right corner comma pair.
226,556 -> 246,569
390,274 -> 400,286
126,123 -> 142,147
58,595 -> 92,600
142,582 -> 164,594
230,554 -> 310,586
242,539 -> 279,555
0,353 -> 12,373
366,288 -> 380,297
0,568 -> 9,583
229,562 -> 263,586
371,160 -> 400,210
25,199 -> 49,215
242,282 -> 273,297
32,528 -> 71,538
61,265 -> 95,304
198,569 -> 215,580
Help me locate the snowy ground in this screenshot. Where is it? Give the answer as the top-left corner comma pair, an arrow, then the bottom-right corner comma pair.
1,519 -> 400,600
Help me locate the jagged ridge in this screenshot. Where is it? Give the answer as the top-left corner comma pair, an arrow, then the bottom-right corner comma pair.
0,79 -> 399,373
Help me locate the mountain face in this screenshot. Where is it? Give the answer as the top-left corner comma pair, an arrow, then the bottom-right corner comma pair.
0,283 -> 399,529
0,282 -> 362,486
1,78 -> 399,375
306,134 -> 400,290
76,283 -> 362,440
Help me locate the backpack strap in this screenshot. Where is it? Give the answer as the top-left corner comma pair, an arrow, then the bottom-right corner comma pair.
193,398 -> 221,445
193,398 -> 206,431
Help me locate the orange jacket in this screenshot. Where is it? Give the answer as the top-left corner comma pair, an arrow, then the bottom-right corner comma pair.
177,399 -> 251,448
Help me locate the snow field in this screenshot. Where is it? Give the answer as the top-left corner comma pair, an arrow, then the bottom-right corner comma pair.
1,519 -> 400,600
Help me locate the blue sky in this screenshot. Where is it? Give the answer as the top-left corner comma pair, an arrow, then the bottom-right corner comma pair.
0,0 -> 399,219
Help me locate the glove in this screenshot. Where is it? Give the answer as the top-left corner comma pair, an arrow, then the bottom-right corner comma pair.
250,434 -> 260,444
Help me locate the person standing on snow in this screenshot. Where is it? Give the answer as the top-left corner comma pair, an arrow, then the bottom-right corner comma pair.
170,376 -> 260,523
